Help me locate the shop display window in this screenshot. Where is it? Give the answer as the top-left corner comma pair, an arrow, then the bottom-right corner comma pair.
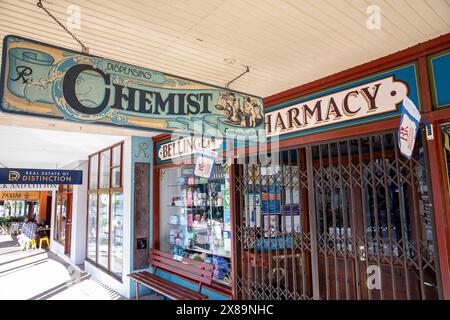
87,142 -> 124,279
159,163 -> 232,287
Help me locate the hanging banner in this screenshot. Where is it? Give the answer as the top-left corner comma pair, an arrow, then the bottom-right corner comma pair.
0,35 -> 265,140
398,96 -> 421,159
0,168 -> 83,185
193,151 -> 216,179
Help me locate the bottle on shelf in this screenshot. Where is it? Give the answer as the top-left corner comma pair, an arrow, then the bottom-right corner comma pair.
186,187 -> 193,206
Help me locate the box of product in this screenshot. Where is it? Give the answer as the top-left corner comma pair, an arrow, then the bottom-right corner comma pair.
281,204 -> 301,232
261,186 -> 282,214
285,189 -> 300,204
224,238 -> 231,252
255,236 -> 293,251
248,193 -> 261,227
263,215 -> 279,232
169,215 -> 179,225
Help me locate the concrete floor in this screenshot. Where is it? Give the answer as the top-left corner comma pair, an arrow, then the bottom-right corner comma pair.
0,234 -> 125,300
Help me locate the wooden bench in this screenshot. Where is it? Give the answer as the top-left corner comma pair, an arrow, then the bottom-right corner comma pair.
128,248 -> 215,300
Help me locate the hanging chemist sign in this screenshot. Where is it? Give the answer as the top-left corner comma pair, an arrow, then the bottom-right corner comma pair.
0,35 -> 265,139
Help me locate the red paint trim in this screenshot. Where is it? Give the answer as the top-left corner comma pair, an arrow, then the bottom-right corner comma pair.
229,160 -> 237,300
423,108 -> 450,123
153,134 -> 172,143
419,56 -> 432,113
425,125 -> 450,298
152,166 -> 160,250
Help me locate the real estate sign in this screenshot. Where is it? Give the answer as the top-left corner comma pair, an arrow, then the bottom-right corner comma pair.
0,35 -> 265,140
0,168 -> 83,185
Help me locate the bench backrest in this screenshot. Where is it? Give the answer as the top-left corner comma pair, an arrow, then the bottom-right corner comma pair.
149,248 -> 215,286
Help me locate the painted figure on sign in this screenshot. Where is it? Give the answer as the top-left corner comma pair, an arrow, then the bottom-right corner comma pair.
242,96 -> 263,127
216,92 -> 240,123
216,92 -> 264,128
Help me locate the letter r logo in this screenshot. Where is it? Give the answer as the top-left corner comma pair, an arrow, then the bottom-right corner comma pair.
8,171 -> 20,182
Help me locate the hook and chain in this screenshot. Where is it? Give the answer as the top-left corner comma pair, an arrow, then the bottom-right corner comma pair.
36,0 -> 89,53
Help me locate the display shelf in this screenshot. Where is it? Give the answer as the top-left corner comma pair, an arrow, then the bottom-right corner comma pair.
161,163 -> 231,288
167,205 -> 224,209
168,223 -> 185,227
215,279 -> 232,287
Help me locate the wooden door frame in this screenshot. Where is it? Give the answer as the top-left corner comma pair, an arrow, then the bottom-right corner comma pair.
64,193 -> 73,255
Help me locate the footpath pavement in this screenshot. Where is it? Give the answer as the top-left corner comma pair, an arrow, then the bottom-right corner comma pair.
0,234 -> 125,300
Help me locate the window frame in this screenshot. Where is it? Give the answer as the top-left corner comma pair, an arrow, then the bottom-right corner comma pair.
85,141 -> 124,281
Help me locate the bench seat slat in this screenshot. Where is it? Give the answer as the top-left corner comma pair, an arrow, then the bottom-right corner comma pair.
129,249 -> 215,301
150,259 -> 213,286
150,249 -> 214,271
130,271 -> 207,300
150,254 -> 214,278
140,271 -> 206,298
130,274 -> 205,300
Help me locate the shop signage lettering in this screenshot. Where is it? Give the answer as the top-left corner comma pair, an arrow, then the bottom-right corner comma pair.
0,36 -> 264,139
158,136 -> 223,161
0,184 -> 58,191
0,168 -> 83,185
0,191 -> 40,201
265,76 -> 410,137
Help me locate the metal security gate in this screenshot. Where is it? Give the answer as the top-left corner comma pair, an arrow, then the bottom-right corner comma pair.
233,130 -> 443,300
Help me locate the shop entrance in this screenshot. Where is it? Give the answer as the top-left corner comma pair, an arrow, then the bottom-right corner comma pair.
233,130 -> 442,300
55,185 -> 73,256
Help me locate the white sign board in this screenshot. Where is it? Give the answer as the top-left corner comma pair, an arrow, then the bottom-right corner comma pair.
158,136 -> 223,161
0,184 -> 58,191
265,76 -> 408,137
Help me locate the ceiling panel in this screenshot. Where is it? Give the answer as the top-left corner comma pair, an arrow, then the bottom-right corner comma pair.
0,125 -> 126,168
0,0 -> 448,97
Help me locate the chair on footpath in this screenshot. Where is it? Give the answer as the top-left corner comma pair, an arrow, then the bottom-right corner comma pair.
39,236 -> 49,249
23,239 -> 36,251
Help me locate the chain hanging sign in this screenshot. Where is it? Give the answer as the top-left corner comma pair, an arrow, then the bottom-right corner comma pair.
0,36 -> 265,139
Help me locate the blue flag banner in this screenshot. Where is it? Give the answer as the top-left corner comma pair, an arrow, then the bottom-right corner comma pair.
0,168 -> 83,185
398,96 -> 421,159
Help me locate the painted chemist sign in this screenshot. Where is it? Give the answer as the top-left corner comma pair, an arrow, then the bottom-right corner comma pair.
0,36 -> 265,139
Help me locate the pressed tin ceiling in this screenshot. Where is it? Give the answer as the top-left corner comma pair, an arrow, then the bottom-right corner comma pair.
0,0 -> 449,98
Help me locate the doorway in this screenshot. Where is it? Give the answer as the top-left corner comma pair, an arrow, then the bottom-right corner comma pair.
233,130 -> 442,300
55,185 -> 73,256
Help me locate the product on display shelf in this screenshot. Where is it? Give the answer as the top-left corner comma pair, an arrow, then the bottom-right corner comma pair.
160,163 -> 232,288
